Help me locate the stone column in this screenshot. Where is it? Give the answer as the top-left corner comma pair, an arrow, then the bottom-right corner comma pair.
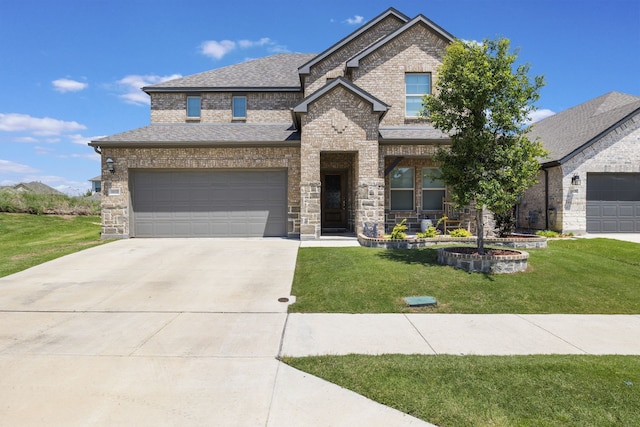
300,145 -> 321,240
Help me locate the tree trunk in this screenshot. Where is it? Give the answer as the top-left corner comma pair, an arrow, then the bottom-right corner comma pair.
476,205 -> 485,255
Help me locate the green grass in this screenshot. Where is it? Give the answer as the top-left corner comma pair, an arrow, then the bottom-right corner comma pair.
283,354 -> 640,427
0,213 -> 107,277
289,239 -> 640,313
0,189 -> 100,215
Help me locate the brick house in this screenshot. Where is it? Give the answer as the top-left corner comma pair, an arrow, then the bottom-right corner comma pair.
90,8 -> 475,239
518,92 -> 640,234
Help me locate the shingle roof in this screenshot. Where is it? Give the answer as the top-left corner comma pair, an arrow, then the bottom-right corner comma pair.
143,53 -> 316,92
379,126 -> 449,141
90,123 -> 300,147
530,91 -> 640,165
292,77 -> 389,113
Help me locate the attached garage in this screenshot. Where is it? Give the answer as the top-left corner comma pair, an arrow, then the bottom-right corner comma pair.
586,173 -> 640,233
131,169 -> 287,237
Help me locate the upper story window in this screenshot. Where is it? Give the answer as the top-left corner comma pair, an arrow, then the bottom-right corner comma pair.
422,167 -> 445,211
232,96 -> 247,119
186,96 -> 201,118
390,167 -> 414,210
405,73 -> 431,117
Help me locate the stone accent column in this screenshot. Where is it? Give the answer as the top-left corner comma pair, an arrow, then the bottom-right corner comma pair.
300,181 -> 321,239
356,178 -> 385,236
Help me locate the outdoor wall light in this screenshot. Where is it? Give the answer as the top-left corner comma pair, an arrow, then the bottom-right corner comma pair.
571,174 -> 581,186
106,157 -> 115,174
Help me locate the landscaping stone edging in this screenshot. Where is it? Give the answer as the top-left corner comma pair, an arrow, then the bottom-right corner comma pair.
357,234 -> 546,249
437,247 -> 530,274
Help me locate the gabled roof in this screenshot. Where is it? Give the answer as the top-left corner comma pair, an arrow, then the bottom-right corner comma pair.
143,53 -> 316,92
90,123 -> 300,147
346,14 -> 454,69
530,91 -> 640,165
11,182 -> 64,195
297,7 -> 410,75
292,77 -> 389,114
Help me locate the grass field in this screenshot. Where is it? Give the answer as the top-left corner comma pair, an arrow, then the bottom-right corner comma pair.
289,239 -> 640,314
283,354 -> 640,427
0,213 -> 106,277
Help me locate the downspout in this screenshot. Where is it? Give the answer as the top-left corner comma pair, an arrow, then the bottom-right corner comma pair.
544,168 -> 549,230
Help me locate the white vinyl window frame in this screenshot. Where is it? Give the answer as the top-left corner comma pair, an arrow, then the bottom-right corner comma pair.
405,73 -> 431,118
232,95 -> 247,119
390,167 -> 415,211
421,167 -> 446,211
186,95 -> 201,119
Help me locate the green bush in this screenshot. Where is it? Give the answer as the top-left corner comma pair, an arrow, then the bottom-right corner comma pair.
390,218 -> 408,240
448,228 -> 472,237
536,230 -> 560,238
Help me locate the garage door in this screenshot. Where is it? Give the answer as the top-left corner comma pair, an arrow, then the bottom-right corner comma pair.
131,170 -> 287,237
586,173 -> 640,233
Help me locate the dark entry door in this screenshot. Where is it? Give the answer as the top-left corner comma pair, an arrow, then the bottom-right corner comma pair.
322,171 -> 347,230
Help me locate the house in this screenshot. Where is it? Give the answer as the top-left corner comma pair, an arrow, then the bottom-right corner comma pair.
518,92 -> 640,234
90,7 -> 479,239
89,176 -> 101,194
5,182 -> 64,195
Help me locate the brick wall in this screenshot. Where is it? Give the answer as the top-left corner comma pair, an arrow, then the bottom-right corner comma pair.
99,146 -> 301,238
150,92 -> 303,123
351,23 -> 448,127
304,15 -> 406,96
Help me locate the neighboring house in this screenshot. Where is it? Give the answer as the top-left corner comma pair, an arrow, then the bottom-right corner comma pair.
89,8 -> 476,238
5,182 -> 64,195
89,176 -> 102,194
519,92 -> 640,234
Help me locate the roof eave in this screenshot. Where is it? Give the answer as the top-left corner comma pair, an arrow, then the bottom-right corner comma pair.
143,86 -> 302,94
88,140 -> 301,149
298,7 -> 410,76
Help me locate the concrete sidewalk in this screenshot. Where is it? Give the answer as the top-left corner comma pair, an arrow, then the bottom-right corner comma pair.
281,313 -> 640,357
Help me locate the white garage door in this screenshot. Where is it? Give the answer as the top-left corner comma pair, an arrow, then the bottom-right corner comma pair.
131,170 -> 287,237
586,173 -> 640,233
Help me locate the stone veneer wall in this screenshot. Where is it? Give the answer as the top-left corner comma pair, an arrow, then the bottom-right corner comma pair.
99,146 -> 301,238
299,85 -> 383,239
351,23 -> 448,127
150,92 -> 303,123
304,15 -> 406,96
519,113 -> 640,234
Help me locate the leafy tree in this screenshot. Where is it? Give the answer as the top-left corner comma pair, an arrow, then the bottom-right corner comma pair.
423,38 -> 547,254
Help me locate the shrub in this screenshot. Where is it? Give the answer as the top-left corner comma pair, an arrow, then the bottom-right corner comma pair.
494,209 -> 516,237
536,230 -> 560,238
390,219 -> 408,240
448,228 -> 472,237
0,189 -> 100,216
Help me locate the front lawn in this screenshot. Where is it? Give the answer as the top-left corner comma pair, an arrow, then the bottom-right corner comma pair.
283,354 -> 640,427
289,239 -> 640,314
0,213 -> 106,277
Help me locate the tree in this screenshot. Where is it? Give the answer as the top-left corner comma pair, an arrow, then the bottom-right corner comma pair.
423,38 -> 547,254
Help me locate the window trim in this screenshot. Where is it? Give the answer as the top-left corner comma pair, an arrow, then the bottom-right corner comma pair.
186,95 -> 201,119
405,73 -> 431,118
421,167 -> 446,211
232,95 -> 247,120
390,167 -> 415,211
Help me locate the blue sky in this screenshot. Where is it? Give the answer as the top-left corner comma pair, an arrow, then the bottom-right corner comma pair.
1,0 -> 638,194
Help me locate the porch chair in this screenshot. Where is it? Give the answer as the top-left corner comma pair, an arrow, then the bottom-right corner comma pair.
442,200 -> 464,234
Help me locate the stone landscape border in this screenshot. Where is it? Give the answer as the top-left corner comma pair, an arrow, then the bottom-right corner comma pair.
357,234 -> 547,249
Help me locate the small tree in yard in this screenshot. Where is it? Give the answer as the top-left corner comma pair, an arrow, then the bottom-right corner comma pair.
423,38 -> 547,254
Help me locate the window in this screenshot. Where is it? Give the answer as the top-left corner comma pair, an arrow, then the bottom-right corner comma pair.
422,168 -> 446,211
187,96 -> 201,118
390,167 -> 414,210
232,96 -> 247,119
405,73 -> 431,117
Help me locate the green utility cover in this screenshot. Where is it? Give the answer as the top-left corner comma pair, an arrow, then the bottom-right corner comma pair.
403,296 -> 437,307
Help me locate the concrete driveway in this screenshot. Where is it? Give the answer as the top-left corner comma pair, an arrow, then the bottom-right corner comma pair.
0,238 -> 427,427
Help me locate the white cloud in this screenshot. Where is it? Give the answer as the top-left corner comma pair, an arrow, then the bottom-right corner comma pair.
0,113 -> 86,136
528,109 -> 555,124
346,15 -> 364,25
201,40 -> 237,59
0,159 -> 40,174
52,78 -> 88,93
116,74 -> 182,105
68,133 -> 106,146
200,37 -> 289,59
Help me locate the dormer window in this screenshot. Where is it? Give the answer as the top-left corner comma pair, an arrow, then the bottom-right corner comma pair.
405,73 -> 431,117
232,96 -> 247,120
187,96 -> 201,119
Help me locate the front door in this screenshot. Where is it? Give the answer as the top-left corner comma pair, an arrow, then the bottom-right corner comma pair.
321,171 -> 347,231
